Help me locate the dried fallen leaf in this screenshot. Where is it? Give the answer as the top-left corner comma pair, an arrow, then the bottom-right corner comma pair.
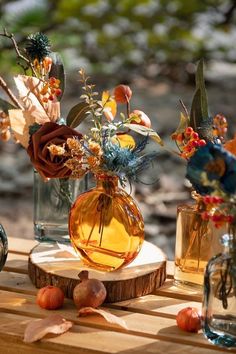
78,307 -> 128,329
24,314 -> 73,343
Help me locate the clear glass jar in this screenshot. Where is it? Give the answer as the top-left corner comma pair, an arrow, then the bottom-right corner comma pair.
0,224 -> 8,271
174,193 -> 223,288
69,173 -> 144,271
202,233 -> 236,348
34,170 -> 90,243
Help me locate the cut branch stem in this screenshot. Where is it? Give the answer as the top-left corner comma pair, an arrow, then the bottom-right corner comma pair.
0,29 -> 38,77
0,76 -> 23,109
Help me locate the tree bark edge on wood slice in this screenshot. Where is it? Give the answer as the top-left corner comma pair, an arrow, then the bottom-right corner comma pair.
28,241 -> 167,303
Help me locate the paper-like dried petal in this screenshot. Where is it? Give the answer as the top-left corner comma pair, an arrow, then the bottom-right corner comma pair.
47,102 -> 60,122
8,109 -> 35,147
24,314 -> 73,343
14,75 -> 60,122
14,75 -> 45,112
78,307 -> 128,329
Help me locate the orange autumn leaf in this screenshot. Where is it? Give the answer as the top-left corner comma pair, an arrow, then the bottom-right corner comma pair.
224,135 -> 236,156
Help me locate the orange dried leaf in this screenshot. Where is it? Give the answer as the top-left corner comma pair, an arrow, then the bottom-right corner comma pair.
78,307 -> 128,329
224,135 -> 236,156
23,314 -> 73,343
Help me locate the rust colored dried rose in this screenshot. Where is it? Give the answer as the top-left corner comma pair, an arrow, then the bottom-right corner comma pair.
114,85 -> 132,103
27,122 -> 82,180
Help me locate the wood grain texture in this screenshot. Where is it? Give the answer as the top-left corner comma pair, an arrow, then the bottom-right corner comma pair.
0,289 -> 234,353
28,241 -> 167,302
1,236 -> 233,354
0,313 -> 228,354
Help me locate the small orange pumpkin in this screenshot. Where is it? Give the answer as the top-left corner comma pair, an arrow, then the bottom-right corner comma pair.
176,307 -> 201,333
36,286 -> 64,310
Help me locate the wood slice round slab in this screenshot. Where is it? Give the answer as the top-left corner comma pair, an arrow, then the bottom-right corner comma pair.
28,241 -> 166,303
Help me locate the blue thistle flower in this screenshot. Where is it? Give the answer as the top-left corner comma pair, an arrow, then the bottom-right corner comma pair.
187,142 -> 236,195
25,33 -> 51,62
101,136 -> 157,185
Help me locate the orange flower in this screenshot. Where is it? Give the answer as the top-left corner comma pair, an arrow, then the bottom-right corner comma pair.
114,85 -> 132,104
27,122 -> 82,180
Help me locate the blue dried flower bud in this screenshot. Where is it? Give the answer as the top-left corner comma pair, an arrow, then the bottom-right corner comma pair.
25,32 -> 51,62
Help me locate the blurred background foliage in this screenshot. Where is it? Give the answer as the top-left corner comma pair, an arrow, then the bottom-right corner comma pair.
0,0 -> 236,83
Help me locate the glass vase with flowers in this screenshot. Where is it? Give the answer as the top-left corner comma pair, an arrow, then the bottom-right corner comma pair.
171,60 -> 228,288
186,141 -> 236,348
0,30 -> 163,270
42,70 -> 162,271
0,31 -> 91,243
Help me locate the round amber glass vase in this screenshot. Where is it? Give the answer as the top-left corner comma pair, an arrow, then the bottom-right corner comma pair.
174,193 -> 224,288
69,174 -> 144,271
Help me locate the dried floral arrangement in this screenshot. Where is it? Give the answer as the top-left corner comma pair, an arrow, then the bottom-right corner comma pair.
172,60 -> 236,231
169,59 -> 236,282
0,30 -> 162,187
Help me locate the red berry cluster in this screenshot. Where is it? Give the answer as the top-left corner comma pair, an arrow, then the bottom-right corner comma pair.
201,211 -> 234,228
203,195 -> 225,204
201,195 -> 234,228
172,126 -> 206,159
40,77 -> 62,103
213,114 -> 227,141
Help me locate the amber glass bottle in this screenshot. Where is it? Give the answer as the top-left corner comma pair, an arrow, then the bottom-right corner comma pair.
69,174 -> 144,271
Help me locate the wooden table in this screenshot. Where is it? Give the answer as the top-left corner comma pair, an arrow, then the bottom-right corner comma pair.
0,237 -> 234,354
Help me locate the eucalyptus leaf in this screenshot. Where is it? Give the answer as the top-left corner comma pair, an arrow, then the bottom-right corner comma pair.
190,88 -> 202,132
125,123 -> 163,146
195,59 -> 208,118
190,59 -> 211,140
0,98 -> 16,113
49,52 -> 65,101
66,101 -> 90,128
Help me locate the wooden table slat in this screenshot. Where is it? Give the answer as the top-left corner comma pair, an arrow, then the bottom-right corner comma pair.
0,237 -> 233,354
0,288 -> 234,352
0,312 -> 228,354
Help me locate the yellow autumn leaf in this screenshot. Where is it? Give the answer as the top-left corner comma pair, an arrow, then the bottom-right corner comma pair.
112,134 -> 136,148
102,91 -> 117,119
